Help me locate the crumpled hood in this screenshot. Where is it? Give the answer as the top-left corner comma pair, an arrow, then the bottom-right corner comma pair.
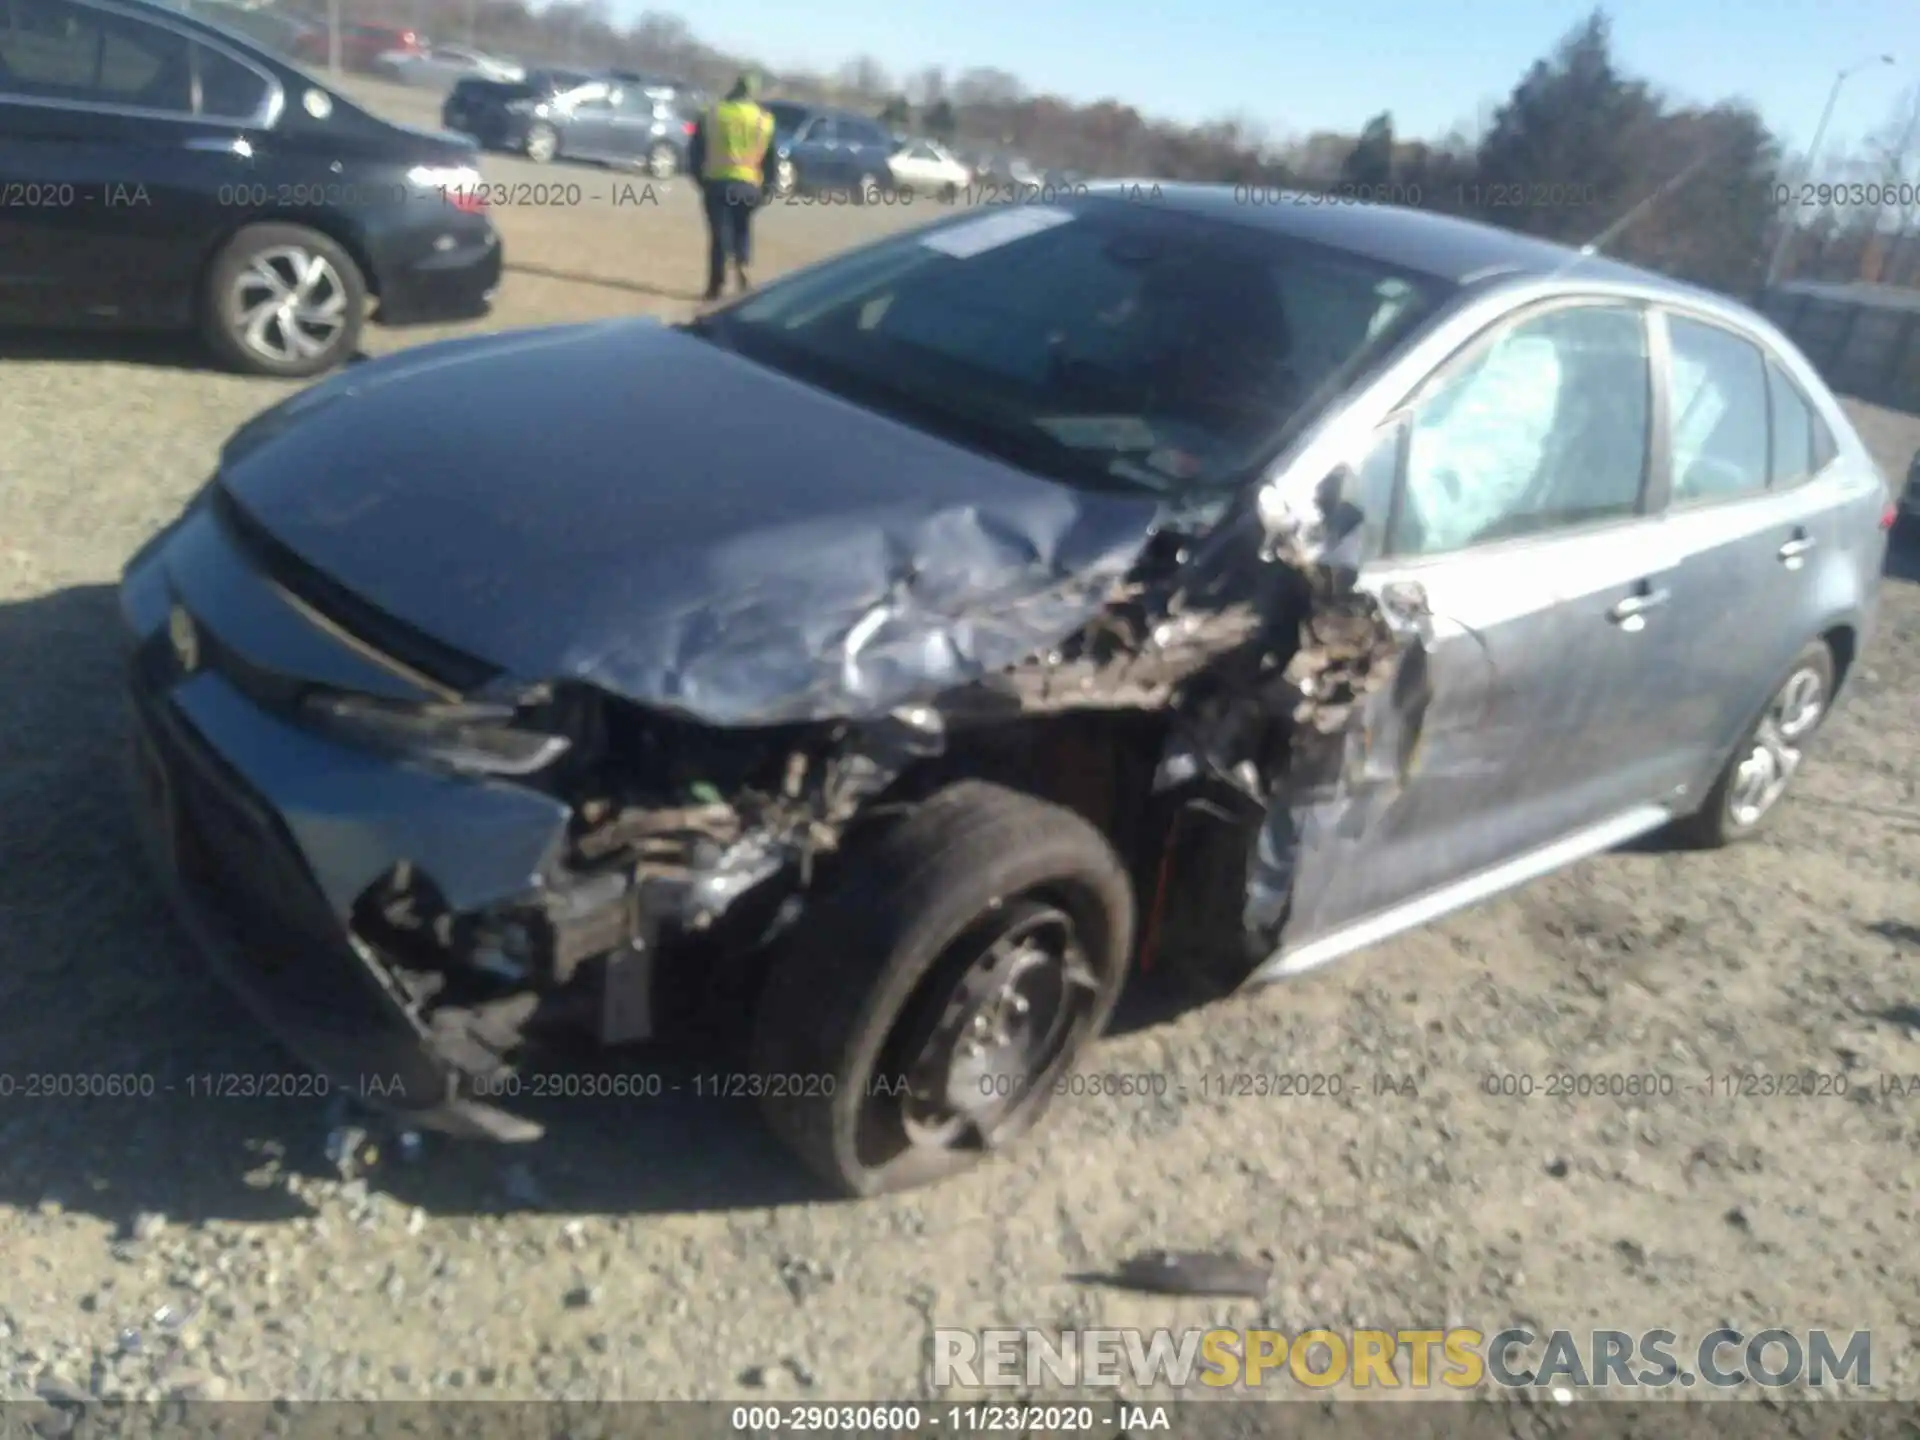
218,319 -> 1164,726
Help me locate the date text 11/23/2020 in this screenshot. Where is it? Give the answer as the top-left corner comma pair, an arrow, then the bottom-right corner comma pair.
731,1404 -> 1173,1434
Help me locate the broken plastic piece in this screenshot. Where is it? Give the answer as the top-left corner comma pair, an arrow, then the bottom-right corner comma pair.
1106,1249 -> 1270,1297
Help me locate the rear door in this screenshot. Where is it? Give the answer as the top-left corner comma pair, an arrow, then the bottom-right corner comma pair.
1646,308 -> 1854,796
838,114 -> 892,187
0,0 -> 279,326
1277,298 -> 1684,947
557,82 -> 617,159
790,113 -> 843,188
602,83 -> 657,163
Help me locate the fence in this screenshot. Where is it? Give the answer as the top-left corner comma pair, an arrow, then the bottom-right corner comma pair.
1761,281 -> 1920,415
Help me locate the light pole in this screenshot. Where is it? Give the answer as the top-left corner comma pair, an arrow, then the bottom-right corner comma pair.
1764,53 -> 1896,287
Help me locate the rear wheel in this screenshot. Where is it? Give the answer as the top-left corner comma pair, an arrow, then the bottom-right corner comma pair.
1674,639 -> 1834,847
646,141 -> 678,178
524,121 -> 558,163
772,157 -> 797,197
199,222 -> 365,378
749,782 -> 1134,1196
854,171 -> 879,205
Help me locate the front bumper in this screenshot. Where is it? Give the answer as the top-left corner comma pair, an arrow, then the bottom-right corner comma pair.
121,511 -> 573,1137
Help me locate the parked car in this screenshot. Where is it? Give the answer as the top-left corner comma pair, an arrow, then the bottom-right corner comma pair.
763,101 -> 895,200
373,43 -> 523,88
886,137 -> 970,200
443,71 -> 692,175
290,20 -> 423,73
0,0 -> 500,376
1900,447 -> 1920,531
123,186 -> 1891,1198
975,151 -> 1043,188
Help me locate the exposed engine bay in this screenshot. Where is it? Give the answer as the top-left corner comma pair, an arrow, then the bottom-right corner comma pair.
339,493 -> 1434,1121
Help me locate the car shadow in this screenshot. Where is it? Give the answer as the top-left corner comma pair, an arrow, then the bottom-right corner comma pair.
0,583 -> 846,1226
0,328 -> 372,374
503,260 -> 707,304
0,328 -> 221,372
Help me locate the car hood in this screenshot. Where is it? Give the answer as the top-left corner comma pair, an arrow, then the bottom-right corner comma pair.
217,319 -> 1164,727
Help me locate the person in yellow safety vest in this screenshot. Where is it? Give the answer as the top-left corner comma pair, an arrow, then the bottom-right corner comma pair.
687,72 -> 775,301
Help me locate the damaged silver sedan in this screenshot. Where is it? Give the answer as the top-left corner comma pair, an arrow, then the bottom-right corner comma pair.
121,187 -> 1891,1195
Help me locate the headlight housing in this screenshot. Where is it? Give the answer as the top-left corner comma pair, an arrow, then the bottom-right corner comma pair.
301,692 -> 570,776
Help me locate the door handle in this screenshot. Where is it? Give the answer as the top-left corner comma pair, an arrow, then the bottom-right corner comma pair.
1778,535 -> 1817,563
1608,587 -> 1670,629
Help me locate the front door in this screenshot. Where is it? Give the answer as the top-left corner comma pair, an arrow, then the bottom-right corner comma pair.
1272,299 -> 1683,953
0,0 -> 276,326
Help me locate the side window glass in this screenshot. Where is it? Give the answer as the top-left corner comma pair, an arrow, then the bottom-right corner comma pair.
1665,314 -> 1769,504
1810,407 -> 1837,472
1391,304 -> 1649,557
2,0 -> 191,110
1766,360 -> 1815,489
194,43 -> 267,121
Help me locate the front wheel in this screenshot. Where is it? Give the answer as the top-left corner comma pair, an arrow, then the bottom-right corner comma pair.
748,782 -> 1134,1196
854,171 -> 880,205
199,222 -> 365,378
1673,639 -> 1835,847
524,121 -> 558,163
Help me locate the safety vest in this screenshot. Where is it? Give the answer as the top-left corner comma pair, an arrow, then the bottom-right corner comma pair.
702,100 -> 775,185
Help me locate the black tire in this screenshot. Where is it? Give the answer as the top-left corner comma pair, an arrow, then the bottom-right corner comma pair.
939,182 -> 958,202
1672,639 -> 1835,849
749,782 -> 1134,1197
199,222 -> 366,379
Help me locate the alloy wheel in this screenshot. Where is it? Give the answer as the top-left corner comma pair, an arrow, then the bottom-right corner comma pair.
1726,663 -> 1827,828
228,246 -> 349,367
647,142 -> 677,178
525,123 -> 558,163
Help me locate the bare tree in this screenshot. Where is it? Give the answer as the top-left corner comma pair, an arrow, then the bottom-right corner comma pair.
837,54 -> 888,99
908,65 -> 947,108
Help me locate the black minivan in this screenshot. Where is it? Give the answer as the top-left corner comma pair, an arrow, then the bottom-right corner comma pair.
0,0 -> 502,376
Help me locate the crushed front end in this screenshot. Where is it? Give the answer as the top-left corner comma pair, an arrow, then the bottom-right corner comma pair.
119,484 -> 947,1141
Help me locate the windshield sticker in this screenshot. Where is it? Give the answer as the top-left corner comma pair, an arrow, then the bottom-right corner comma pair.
1034,415 -> 1158,451
921,205 -> 1074,259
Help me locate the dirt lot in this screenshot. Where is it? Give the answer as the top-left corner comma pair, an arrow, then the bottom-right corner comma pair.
1,78 -> 1917,1407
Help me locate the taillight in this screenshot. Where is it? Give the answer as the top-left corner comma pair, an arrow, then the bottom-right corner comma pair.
448,189 -> 487,214
1882,502 -> 1898,530
683,120 -> 695,135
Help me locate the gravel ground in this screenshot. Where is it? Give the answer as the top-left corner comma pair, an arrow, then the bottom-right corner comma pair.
1,79 -> 1917,1406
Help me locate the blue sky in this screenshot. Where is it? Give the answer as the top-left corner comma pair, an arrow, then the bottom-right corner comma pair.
660,0 -> 1913,154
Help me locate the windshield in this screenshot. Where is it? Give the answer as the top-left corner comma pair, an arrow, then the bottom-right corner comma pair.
693,198 -> 1449,495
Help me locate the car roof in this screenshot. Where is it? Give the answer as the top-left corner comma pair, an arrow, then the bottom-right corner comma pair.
1080,182 -> 1719,301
